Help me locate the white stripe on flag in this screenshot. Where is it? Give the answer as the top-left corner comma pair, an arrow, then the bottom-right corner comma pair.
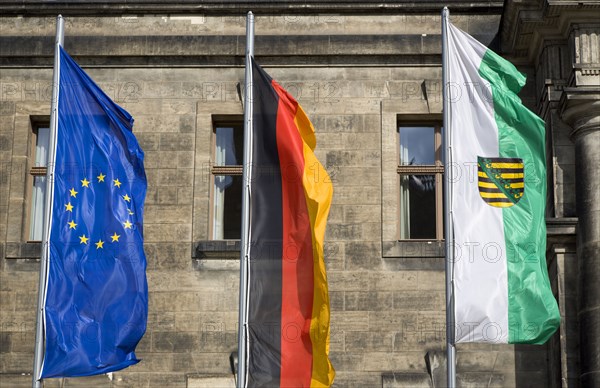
448,23 -> 509,343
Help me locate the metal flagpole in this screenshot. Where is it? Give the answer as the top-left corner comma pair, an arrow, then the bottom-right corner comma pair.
441,6 -> 457,388
237,11 -> 254,388
32,14 -> 64,388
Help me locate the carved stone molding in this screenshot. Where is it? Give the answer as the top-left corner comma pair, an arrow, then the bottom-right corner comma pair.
559,88 -> 600,140
501,0 -> 600,65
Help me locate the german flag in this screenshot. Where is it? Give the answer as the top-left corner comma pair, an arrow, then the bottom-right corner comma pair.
246,59 -> 335,387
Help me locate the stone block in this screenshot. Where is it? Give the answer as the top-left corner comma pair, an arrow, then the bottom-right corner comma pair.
514,347 -> 548,372
159,133 -> 195,151
316,133 -> 344,150
345,291 -> 393,311
136,332 -> 152,353
394,324 -> 445,351
152,332 -> 200,353
14,291 -> 36,312
177,186 -> 193,205
0,373 -> 31,387
173,353 -> 231,374
131,352 -> 174,372
0,352 -> 32,373
381,372 -> 432,388
326,223 -> 362,241
371,271 -> 418,291
328,290 -> 344,311
147,311 -> 176,332
330,311 -> 369,331
174,312 -> 237,332
393,290 -> 444,311
328,351 -> 364,372
187,374 -> 235,388
345,331 -> 394,352
344,241 -> 382,270
111,372 -> 187,387
0,332 -> 11,353
144,223 -> 191,242
327,271 -> 371,292
343,205 -> 380,223
362,351 -> 427,372
0,101 -> 16,116
416,271 -> 445,291
0,291 -> 15,312
457,351 -> 512,371
145,204 -> 192,224
332,371 -> 382,387
199,331 -> 237,352
136,133 -> 160,151
0,134 -> 12,152
341,132 -> 381,150
313,114 -> 363,133
369,311 -> 418,331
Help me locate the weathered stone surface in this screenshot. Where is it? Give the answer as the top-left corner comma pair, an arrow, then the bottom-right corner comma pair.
0,4 -> 588,387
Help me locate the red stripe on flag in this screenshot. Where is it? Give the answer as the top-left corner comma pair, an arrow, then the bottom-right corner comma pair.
273,80 -> 315,387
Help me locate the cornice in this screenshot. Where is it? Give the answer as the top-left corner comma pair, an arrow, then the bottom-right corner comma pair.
501,0 -> 600,65
0,1 -> 504,15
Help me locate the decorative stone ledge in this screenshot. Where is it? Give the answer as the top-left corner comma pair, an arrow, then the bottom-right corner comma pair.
0,1 -> 503,15
194,239 -> 240,260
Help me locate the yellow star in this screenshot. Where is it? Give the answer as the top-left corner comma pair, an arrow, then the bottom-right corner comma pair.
123,220 -> 133,229
95,240 -> 104,249
79,235 -> 89,244
97,173 -> 106,182
68,220 -> 77,229
69,188 -> 78,197
81,178 -> 90,188
65,202 -> 74,212
113,179 -> 122,188
122,194 -> 131,202
111,232 -> 120,242
128,209 -> 134,215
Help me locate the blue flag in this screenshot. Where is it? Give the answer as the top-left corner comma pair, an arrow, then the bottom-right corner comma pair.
41,47 -> 148,378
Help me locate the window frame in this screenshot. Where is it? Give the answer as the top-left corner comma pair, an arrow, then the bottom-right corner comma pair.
396,120 -> 444,241
26,118 -> 50,242
209,115 -> 243,240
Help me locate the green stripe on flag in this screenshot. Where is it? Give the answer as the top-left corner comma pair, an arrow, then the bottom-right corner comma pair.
479,49 -> 560,344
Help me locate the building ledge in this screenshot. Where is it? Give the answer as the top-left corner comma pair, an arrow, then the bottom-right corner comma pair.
194,240 -> 240,260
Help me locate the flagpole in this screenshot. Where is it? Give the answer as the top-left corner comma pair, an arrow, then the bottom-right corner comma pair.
441,6 -> 457,388
237,11 -> 254,388
32,14 -> 64,388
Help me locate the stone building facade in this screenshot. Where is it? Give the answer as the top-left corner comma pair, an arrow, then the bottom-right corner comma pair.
0,1 -> 598,387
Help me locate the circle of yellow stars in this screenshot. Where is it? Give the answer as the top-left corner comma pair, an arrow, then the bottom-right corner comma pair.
64,172 -> 135,249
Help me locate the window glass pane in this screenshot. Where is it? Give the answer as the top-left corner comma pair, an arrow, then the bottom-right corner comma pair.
399,174 -> 436,239
35,127 -> 50,167
215,127 -> 242,166
213,175 -> 242,239
29,176 -> 46,240
399,126 -> 435,165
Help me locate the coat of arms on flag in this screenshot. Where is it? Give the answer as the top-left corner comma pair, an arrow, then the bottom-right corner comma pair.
477,156 -> 524,208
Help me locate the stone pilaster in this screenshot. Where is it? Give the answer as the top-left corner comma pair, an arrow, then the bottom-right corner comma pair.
562,24 -> 600,388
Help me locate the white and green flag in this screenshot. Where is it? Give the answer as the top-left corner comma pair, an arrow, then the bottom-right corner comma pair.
447,22 -> 560,344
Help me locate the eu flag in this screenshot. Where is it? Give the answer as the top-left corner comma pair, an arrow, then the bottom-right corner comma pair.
41,47 -> 148,378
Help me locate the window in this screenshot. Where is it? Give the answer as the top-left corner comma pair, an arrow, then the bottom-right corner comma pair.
211,118 -> 243,239
29,123 -> 50,241
397,123 -> 444,240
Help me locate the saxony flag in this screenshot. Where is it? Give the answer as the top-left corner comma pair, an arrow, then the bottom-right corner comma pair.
447,22 -> 560,344
245,59 -> 335,387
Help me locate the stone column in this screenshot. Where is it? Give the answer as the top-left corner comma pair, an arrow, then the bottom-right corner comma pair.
562,24 -> 600,387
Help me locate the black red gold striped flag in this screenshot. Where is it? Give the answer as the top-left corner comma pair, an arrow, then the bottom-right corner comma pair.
245,59 -> 335,387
